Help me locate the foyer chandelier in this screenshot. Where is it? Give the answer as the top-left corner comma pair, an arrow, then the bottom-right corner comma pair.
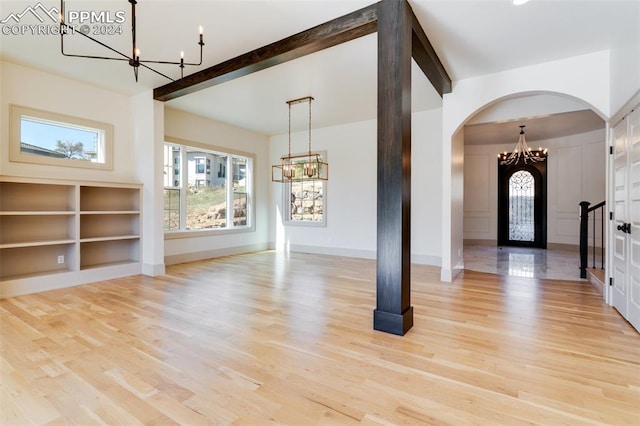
272,96 -> 329,183
59,0 -> 205,82
498,125 -> 548,165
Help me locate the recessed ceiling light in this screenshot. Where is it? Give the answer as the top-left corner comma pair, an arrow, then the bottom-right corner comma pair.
513,0 -> 530,5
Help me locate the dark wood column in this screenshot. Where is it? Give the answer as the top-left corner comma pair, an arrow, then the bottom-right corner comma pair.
374,0 -> 413,336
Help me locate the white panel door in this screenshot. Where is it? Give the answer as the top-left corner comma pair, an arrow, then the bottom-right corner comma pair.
612,118 -> 628,318
627,109 -> 640,331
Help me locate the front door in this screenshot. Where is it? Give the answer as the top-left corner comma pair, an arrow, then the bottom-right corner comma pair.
498,162 -> 547,248
612,109 -> 640,332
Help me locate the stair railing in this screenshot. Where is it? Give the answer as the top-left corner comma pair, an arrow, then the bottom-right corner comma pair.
579,200 -> 605,279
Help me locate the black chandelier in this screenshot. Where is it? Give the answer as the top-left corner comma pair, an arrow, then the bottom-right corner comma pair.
498,125 -> 548,166
59,0 -> 205,82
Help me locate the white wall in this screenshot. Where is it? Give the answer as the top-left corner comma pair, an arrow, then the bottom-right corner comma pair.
609,1 -> 640,115
269,109 -> 443,266
163,107 -> 270,262
464,129 -> 606,246
0,61 -> 136,183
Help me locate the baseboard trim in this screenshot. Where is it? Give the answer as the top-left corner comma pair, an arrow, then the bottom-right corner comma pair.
286,244 -> 376,260
281,244 -> 441,267
142,263 -> 166,277
164,243 -> 269,266
441,267 -> 463,283
465,240 -> 582,252
464,239 -> 496,246
547,243 -> 579,252
0,263 -> 142,299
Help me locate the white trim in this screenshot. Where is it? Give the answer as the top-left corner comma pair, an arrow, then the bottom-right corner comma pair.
0,263 -> 141,299
142,263 -> 165,276
440,267 -> 463,282
9,104 -> 114,170
164,243 -> 269,266
411,254 -> 442,267
286,244 -> 375,259
278,244 -> 442,267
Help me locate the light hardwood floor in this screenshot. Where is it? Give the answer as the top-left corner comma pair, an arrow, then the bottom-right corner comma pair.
1,251 -> 639,424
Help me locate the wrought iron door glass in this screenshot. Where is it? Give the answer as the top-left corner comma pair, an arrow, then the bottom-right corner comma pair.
509,170 -> 535,242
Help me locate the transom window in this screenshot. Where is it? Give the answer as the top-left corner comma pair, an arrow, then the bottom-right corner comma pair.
163,141 -> 253,232
10,104 -> 113,170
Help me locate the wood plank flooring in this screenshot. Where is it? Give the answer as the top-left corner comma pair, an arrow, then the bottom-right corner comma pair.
1,251 -> 639,425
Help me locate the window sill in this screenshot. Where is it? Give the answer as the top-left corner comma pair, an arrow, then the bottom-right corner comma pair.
164,226 -> 254,240
283,220 -> 326,228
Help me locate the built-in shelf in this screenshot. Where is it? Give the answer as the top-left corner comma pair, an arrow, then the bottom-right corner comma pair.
0,239 -> 76,249
80,235 -> 140,243
80,239 -> 140,270
1,243 -> 76,280
0,176 -> 142,296
0,211 -> 75,216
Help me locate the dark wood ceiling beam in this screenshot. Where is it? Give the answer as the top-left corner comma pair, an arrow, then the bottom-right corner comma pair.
153,4 -> 378,101
410,10 -> 452,96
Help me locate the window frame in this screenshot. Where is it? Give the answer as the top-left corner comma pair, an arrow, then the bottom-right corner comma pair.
9,104 -> 114,170
282,150 -> 327,227
163,137 -> 255,238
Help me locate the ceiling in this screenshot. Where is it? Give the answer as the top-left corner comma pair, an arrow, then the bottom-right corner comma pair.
464,109 -> 605,146
1,0 -> 638,138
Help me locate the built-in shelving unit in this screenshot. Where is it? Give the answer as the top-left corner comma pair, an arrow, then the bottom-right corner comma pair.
0,176 -> 142,297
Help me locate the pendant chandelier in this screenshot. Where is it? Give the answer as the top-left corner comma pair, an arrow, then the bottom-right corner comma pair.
272,96 -> 328,183
498,125 -> 548,165
59,0 -> 205,82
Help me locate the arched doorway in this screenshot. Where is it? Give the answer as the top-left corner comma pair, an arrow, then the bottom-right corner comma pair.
497,162 -> 547,248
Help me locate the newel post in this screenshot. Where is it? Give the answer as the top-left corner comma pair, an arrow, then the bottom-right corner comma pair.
579,201 -> 590,279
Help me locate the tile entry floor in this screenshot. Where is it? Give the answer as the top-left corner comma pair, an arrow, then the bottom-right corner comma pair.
463,244 -> 602,281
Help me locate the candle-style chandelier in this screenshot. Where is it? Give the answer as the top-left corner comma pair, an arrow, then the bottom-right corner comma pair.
59,0 -> 205,82
498,125 -> 548,165
272,96 -> 329,183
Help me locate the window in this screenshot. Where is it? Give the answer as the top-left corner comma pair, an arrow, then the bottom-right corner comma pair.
163,141 -> 253,232
10,104 -> 113,170
195,157 -> 205,174
284,152 -> 326,226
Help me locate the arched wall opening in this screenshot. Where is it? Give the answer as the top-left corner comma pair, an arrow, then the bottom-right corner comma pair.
442,89 -> 608,282
440,50 -> 611,282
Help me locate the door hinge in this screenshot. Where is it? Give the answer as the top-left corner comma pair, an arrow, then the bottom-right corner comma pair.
610,211 -> 613,220
609,277 -> 613,287
609,146 -> 613,155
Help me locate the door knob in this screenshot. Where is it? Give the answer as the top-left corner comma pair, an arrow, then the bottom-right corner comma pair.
618,223 -> 632,234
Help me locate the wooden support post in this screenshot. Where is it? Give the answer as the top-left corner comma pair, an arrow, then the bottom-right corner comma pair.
374,0 -> 413,336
